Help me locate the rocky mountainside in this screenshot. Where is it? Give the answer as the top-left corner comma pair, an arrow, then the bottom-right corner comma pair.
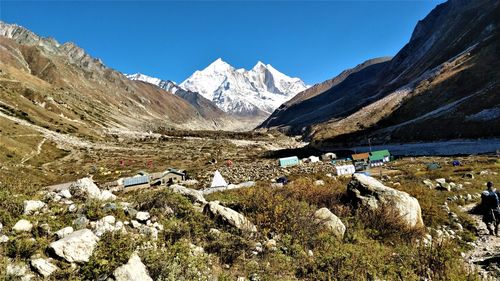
259,0 -> 500,149
126,73 -> 237,126
180,58 -> 309,117
0,22 -> 240,136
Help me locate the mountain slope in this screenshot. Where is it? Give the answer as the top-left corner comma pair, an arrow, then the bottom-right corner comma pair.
126,73 -> 233,123
259,0 -> 500,148
180,58 -> 309,117
0,22 -> 237,135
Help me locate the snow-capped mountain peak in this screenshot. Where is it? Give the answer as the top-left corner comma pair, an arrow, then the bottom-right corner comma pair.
126,73 -> 179,93
180,59 -> 309,116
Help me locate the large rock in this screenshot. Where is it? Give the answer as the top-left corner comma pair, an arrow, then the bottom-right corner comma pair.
170,184 -> 207,204
55,226 -> 74,239
204,202 -> 257,232
347,174 -> 424,228
70,177 -> 101,200
13,219 -> 33,233
23,200 -> 46,215
113,252 -> 153,281
49,229 -> 99,263
30,258 -> 59,277
6,262 -> 35,280
314,208 -> 346,238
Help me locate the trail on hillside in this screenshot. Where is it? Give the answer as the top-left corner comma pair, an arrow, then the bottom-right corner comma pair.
462,203 -> 500,279
0,110 -> 143,151
20,138 -> 46,164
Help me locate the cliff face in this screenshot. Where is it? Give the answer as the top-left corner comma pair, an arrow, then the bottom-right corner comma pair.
259,0 -> 500,147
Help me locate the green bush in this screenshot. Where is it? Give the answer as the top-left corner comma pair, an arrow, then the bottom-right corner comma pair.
141,240 -> 214,281
80,232 -> 138,280
6,235 -> 40,260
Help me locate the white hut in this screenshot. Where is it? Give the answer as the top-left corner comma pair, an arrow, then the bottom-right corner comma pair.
335,164 -> 356,176
308,156 -> 320,163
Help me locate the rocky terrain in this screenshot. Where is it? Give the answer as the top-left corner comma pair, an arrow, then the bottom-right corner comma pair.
259,0 -> 500,150
0,108 -> 499,279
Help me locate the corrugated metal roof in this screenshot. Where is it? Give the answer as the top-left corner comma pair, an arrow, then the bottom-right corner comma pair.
370,150 -> 390,157
123,175 -> 150,187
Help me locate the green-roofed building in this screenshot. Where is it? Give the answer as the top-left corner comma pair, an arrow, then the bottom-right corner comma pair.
369,150 -> 391,167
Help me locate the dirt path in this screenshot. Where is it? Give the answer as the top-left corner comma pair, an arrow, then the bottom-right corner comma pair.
21,138 -> 46,164
462,203 -> 500,279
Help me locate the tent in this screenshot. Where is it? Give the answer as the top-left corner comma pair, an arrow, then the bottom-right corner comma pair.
211,170 -> 228,188
426,163 -> 441,170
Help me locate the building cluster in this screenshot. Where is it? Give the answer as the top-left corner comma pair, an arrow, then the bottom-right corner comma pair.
278,150 -> 392,176
104,168 -> 188,192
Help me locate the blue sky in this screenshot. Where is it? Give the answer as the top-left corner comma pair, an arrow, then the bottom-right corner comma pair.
1,1 -> 444,84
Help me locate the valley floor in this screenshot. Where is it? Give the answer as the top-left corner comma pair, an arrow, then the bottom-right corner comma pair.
0,112 -> 499,280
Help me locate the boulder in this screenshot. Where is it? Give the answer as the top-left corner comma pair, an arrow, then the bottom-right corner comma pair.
30,258 -> 59,277
6,262 -> 35,280
347,174 -> 424,228
204,202 -> 257,232
135,211 -> 150,222
113,252 -> 153,281
49,229 -> 99,263
23,200 -> 46,215
99,190 -> 117,201
59,189 -> 72,199
170,184 -> 207,204
73,216 -> 89,230
314,207 -> 346,238
0,234 -> 8,243
55,226 -> 74,239
70,177 -> 102,200
94,216 -> 116,237
314,180 -> 325,186
13,219 -> 33,233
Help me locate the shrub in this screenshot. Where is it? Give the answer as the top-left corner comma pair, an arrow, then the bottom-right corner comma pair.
80,232 -> 138,280
6,235 -> 39,260
205,232 -> 252,265
141,240 -> 214,281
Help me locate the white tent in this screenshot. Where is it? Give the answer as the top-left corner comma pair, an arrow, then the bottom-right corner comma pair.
211,170 -> 228,188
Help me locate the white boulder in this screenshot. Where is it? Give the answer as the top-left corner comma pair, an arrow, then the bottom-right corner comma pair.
113,252 -> 153,281
170,184 -> 207,204
30,258 -> 59,277
99,190 -> 117,201
347,174 -> 424,228
204,202 -> 257,232
23,200 -> 46,215
13,219 -> 33,233
314,208 -> 346,238
135,212 -> 150,222
55,226 -> 74,239
49,229 -> 99,263
69,177 -> 101,200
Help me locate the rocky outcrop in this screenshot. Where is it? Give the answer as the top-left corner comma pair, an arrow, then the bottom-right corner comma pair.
30,258 -> 59,277
314,208 -> 346,238
113,252 -> 153,281
49,229 -> 99,263
347,174 -> 424,228
70,177 -> 102,200
170,184 -> 207,204
204,202 -> 257,232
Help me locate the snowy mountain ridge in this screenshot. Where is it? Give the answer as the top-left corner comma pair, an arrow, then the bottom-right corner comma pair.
180,58 -> 309,116
126,58 -> 309,117
126,73 -> 180,94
